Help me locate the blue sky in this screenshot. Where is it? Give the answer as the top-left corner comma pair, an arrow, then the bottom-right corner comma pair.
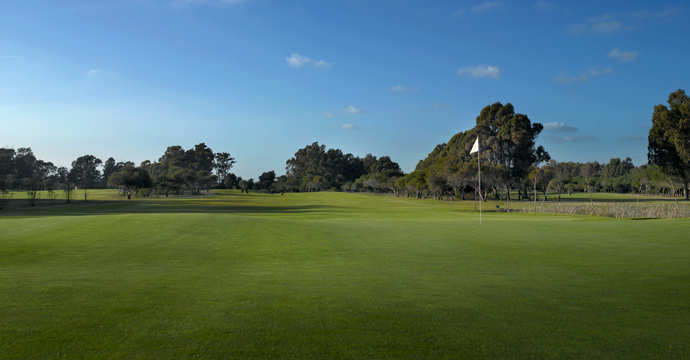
1,0 -> 688,179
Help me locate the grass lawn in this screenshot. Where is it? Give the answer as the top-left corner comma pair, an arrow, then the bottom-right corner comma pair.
1,190 -> 689,359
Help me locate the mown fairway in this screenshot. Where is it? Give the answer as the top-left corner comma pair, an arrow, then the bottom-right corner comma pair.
1,191 -> 689,359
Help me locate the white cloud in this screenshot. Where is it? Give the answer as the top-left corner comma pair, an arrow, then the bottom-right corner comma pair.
607,48 -> 639,62
546,135 -> 597,143
543,122 -> 578,132
587,66 -> 613,76
434,103 -> 451,110
323,111 -> 334,118
632,7 -> 685,20
390,85 -> 420,93
567,14 -> 632,35
286,53 -> 312,68
453,1 -> 503,16
86,69 -> 101,77
286,53 -> 332,69
457,64 -> 500,79
340,123 -> 358,130
313,60 -> 333,68
554,66 -> 612,84
553,71 -> 587,83
591,21 -> 623,34
341,105 -> 363,114
472,1 -> 503,12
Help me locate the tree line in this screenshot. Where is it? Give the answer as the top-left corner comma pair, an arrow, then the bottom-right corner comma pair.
1,89 -> 688,208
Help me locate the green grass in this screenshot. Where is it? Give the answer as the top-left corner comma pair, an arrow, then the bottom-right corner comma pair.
1,191 -> 689,359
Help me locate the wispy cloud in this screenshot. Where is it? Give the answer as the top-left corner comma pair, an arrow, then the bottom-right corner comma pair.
568,14 -> 633,35
313,60 -> 333,68
286,53 -> 311,68
286,53 -> 333,68
587,67 -> 613,76
631,6 -> 685,20
568,7 -> 684,36
85,69 -> 119,78
324,106 -> 364,118
341,105 -> 363,115
453,1 -> 504,16
390,85 -> 420,93
472,1 -> 503,12
554,66 -> 612,84
543,122 -> 578,132
607,48 -> 639,62
546,135 -> 597,143
553,72 -> 587,83
457,64 -> 500,79
340,123 -> 359,130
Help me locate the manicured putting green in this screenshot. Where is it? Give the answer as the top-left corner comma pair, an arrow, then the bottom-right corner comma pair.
1,191 -> 689,359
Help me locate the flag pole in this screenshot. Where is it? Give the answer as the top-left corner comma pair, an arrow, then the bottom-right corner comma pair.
470,136 -> 481,224
478,138 -> 481,225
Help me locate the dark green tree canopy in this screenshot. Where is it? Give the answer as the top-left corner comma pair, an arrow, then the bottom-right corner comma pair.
475,102 -> 550,184
108,164 -> 153,197
648,89 -> 690,199
214,152 -> 236,185
70,155 -> 103,188
259,170 -> 276,190
412,102 -> 549,200
285,142 -> 401,192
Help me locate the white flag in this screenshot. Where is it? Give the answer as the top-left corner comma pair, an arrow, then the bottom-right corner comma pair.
470,137 -> 479,154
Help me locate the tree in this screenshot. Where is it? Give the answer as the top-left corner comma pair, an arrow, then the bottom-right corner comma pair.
156,143 -> 216,195
14,147 -> 37,182
474,103 -> 550,201
362,154 -> 378,173
421,167 -> 445,200
581,162 -> 598,209
70,155 -> 103,201
108,165 -> 153,199
102,157 -> 132,187
648,89 -> 690,200
285,142 -> 368,191
544,160 -> 565,200
24,176 -> 42,206
23,160 -> 55,206
102,157 -> 118,187
0,164 -> 13,210
528,167 -> 543,212
259,171 -> 276,190
0,148 -> 16,188
224,173 -> 238,189
63,181 -> 76,203
238,179 -> 248,193
214,152 -> 236,185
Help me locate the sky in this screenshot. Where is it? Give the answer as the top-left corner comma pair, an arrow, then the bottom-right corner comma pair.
1,0 -> 688,179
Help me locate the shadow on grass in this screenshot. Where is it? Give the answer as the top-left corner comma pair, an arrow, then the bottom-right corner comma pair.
0,198 -> 340,217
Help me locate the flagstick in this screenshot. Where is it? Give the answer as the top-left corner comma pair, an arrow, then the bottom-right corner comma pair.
478,143 -> 481,225
470,136 -> 482,224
